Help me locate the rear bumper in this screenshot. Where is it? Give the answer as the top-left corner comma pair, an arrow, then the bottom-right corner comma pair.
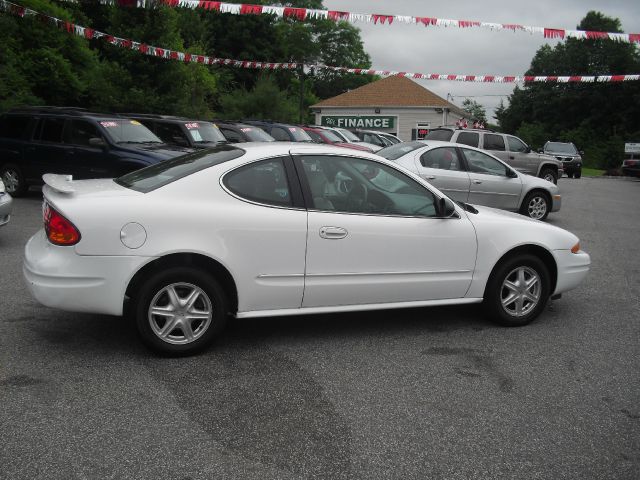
23,230 -> 152,316
552,249 -> 590,295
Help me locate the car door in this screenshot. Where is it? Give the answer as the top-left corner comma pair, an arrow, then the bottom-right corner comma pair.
64,119 -> 113,179
506,135 -> 536,175
411,146 -> 470,202
293,152 -> 477,308
460,147 -> 522,210
28,117 -> 74,178
481,133 -> 510,164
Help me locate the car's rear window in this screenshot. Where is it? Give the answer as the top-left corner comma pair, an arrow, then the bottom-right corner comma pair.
377,141 -> 425,160
425,129 -> 454,141
116,145 -> 245,193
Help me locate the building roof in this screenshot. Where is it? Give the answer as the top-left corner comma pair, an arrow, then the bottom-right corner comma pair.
311,76 -> 463,113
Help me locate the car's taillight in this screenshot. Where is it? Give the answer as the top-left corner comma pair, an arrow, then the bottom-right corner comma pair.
43,202 -> 81,246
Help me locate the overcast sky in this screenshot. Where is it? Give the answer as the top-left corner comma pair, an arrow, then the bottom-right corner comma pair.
322,0 -> 640,120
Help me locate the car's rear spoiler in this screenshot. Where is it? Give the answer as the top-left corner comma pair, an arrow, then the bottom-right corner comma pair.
42,174 -> 75,194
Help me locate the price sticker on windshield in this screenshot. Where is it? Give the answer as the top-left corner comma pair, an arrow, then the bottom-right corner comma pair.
130,120 -> 142,126
100,121 -> 118,128
185,123 -> 200,129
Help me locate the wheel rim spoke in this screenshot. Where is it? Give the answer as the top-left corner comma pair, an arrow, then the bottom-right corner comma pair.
501,266 -> 542,318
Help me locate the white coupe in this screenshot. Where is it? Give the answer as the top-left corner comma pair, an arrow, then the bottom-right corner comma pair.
24,144 -> 591,355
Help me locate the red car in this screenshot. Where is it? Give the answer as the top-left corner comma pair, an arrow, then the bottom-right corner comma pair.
302,127 -> 374,153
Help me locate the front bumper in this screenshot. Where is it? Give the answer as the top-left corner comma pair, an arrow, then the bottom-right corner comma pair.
552,249 -> 591,295
23,230 -> 152,316
551,194 -> 562,213
0,193 -> 12,227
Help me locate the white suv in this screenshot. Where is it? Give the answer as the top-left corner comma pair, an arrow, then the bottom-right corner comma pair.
426,128 -> 562,184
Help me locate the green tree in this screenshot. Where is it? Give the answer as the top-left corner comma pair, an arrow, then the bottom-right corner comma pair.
462,99 -> 487,123
496,11 -> 640,169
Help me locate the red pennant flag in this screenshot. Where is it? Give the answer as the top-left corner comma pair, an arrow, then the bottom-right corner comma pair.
586,31 -> 609,40
328,11 -> 350,21
630,34 -> 640,43
139,43 -> 149,53
199,1 -> 221,11
502,24 -> 521,31
459,20 -> 480,28
156,48 -> 164,57
84,28 -> 94,39
170,51 -> 178,60
465,75 -> 475,81
569,76 -> 582,82
372,15 -> 394,25
184,53 -> 192,62
417,17 -> 437,26
544,28 -> 565,39
283,8 -> 307,20
503,76 -> 516,82
611,75 -> 625,82
483,76 -> 495,82
240,4 -> 263,15
121,39 -> 132,49
547,76 -> 558,82
523,76 -> 535,82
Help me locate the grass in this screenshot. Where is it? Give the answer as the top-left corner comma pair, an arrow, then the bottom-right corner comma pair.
581,167 -> 606,177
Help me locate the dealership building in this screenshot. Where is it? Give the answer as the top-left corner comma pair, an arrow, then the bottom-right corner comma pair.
310,75 -> 466,141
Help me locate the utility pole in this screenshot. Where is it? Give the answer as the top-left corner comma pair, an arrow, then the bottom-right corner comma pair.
298,64 -> 305,124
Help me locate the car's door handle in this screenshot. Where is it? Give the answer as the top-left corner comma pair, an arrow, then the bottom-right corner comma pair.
472,179 -> 482,184
509,156 -> 515,160
319,226 -> 348,239
426,175 -> 436,180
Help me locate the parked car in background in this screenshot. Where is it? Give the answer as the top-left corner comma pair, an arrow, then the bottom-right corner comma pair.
0,178 -> 12,228
425,127 -> 562,184
302,126 -> 374,152
542,141 -> 583,178
0,107 -> 192,196
314,126 -> 382,152
24,143 -> 590,355
378,140 -> 561,220
214,121 -> 276,143
352,129 -> 394,148
242,120 -> 313,142
126,114 -> 227,149
378,132 -> 402,145
621,155 -> 640,177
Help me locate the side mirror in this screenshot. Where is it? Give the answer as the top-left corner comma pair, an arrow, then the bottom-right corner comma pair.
89,137 -> 106,149
537,149 -> 544,154
507,169 -> 518,178
526,146 -> 532,153
438,197 -> 457,218
579,150 -> 584,155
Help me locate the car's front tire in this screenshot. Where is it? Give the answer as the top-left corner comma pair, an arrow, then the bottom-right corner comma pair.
1,163 -> 28,197
574,168 -> 582,179
484,254 -> 551,327
134,267 -> 228,356
520,190 -> 550,220
540,167 -> 558,184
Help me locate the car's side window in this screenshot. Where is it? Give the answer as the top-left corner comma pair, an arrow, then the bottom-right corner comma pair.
364,133 -> 383,147
0,115 -> 32,140
155,123 -> 187,145
307,130 -> 324,143
224,158 -> 292,207
484,134 -> 506,151
507,136 -> 528,153
37,118 -> 66,144
419,147 -> 463,171
461,148 -> 508,176
220,128 -> 242,142
297,155 -> 438,217
456,132 -> 479,148
66,120 -> 102,146
270,127 -> 290,141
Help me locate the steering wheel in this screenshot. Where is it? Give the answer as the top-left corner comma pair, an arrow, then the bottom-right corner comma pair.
346,183 -> 368,211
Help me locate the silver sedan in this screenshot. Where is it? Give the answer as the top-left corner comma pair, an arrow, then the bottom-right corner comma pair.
378,140 -> 561,220
0,179 -> 12,227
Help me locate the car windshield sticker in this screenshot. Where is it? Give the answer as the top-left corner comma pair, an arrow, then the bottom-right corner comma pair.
240,128 -> 252,132
130,120 -> 142,126
185,122 -> 200,129
189,130 -> 203,142
100,121 -> 118,128
289,127 -> 298,132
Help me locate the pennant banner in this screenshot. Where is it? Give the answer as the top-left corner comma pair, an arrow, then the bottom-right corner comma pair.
61,0 -> 640,45
2,0 -> 639,83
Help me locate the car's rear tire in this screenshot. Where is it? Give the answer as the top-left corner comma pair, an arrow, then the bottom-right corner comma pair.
540,168 -> 558,184
567,172 -> 574,179
133,267 -> 228,356
484,254 -> 551,327
520,190 -> 550,221
1,163 -> 28,197
574,169 -> 582,179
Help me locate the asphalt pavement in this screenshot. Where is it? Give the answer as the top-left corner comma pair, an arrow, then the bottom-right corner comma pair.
1,177 -> 639,480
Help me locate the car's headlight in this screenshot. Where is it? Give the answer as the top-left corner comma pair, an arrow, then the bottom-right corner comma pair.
571,242 -> 581,254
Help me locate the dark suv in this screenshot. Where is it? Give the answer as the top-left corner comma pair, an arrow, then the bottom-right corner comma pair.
0,107 -> 193,196
214,121 -> 276,143
542,141 -> 583,178
126,114 -> 228,149
241,120 -> 313,142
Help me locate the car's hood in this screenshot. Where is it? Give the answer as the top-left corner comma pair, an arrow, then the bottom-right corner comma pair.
465,204 -> 578,250
535,153 -> 562,164
117,143 -> 193,159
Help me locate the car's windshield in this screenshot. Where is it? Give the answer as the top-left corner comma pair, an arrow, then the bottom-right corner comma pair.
241,127 -> 276,142
116,145 -> 245,193
100,119 -> 163,144
545,142 -> 577,154
184,122 -> 226,143
337,128 -> 360,142
425,129 -> 454,141
288,127 -> 313,142
318,130 -> 342,143
378,141 -> 425,160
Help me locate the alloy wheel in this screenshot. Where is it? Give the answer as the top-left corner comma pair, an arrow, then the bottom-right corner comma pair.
148,282 -> 213,345
500,266 -> 542,317
527,196 -> 547,219
2,169 -> 20,194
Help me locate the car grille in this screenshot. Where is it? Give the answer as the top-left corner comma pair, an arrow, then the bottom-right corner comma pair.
555,156 -> 574,162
